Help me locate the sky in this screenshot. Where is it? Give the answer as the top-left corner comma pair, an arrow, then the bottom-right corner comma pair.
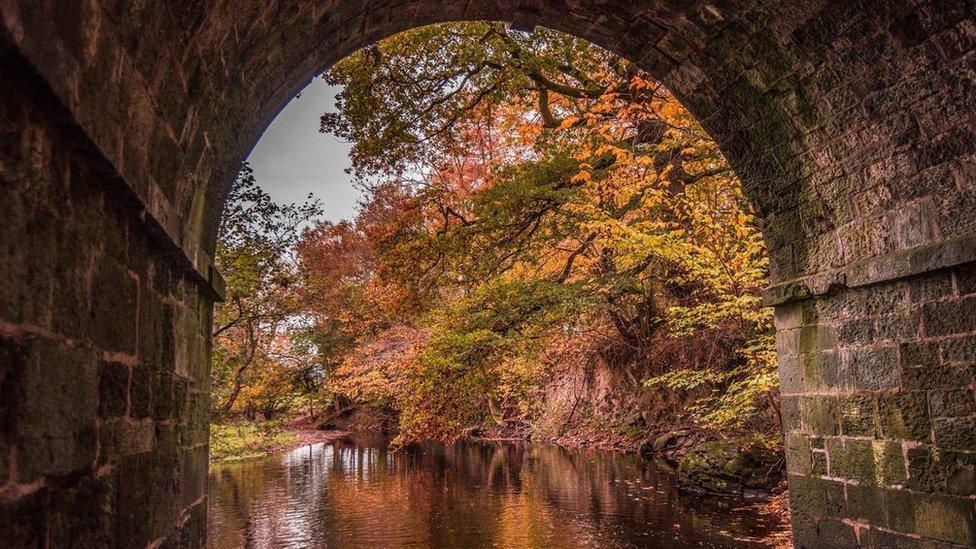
245,78 -> 360,223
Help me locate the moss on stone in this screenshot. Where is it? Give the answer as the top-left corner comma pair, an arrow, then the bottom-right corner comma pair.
880,391 -> 931,441
677,436 -> 784,495
876,440 -> 908,486
914,495 -> 976,545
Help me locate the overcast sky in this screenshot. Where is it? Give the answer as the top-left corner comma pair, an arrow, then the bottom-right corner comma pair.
246,78 -> 359,223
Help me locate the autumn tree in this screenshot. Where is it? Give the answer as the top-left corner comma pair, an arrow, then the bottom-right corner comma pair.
301,22 -> 775,441
212,164 -> 323,413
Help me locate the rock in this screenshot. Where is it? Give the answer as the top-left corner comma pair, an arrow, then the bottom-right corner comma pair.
639,429 -> 691,455
315,405 -> 397,434
653,432 -> 676,452
677,437 -> 783,497
656,430 -> 689,451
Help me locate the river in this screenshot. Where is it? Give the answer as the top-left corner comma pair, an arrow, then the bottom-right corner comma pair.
208,434 -> 789,548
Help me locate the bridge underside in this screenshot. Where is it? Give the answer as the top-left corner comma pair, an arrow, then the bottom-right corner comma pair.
1,1 -> 975,546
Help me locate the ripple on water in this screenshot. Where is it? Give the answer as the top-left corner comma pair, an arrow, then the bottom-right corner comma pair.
208,439 -> 789,548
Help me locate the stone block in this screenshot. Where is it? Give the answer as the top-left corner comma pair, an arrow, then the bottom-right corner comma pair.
923,296 -> 976,336
877,441 -> 908,486
180,445 -> 207,508
788,507 -> 820,548
0,193 -> 56,328
129,365 -> 152,419
138,285 -> 162,370
902,361 -> 962,390
840,393 -> 877,436
879,391 -> 932,441
803,350 -> 842,391
776,327 -> 801,356
827,438 -> 876,484
929,388 -> 976,417
940,334 -> 976,363
907,445 -> 946,493
899,341 -> 939,369
838,318 -> 874,345
800,396 -> 840,436
845,346 -> 900,390
941,450 -> 976,497
873,313 -> 919,342
17,428 -> 98,482
91,258 -> 139,355
50,236 -> 95,342
114,446 -> 181,546
846,483 -> 887,526
97,418 -> 154,465
160,303 -> 177,372
178,390 -> 210,447
909,270 -> 954,302
13,337 -> 98,480
917,125 -> 976,171
890,198 -> 939,249
839,215 -> 894,263
787,433 -> 813,475
913,493 -> 976,545
777,353 -> 805,394
799,324 -> 837,352
935,186 -> 976,236
956,263 -> 976,296
98,361 -> 129,418
788,474 -> 846,519
113,452 -> 156,546
47,475 -> 114,547
153,372 -> 175,420
933,416 -> 976,450
781,395 -> 801,431
773,300 -> 816,331
14,338 -> 97,437
885,488 -> 918,535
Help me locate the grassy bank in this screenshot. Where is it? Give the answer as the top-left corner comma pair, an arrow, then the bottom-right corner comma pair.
210,419 -> 299,463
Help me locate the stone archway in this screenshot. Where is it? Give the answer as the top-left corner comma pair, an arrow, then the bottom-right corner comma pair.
1,1 -> 974,546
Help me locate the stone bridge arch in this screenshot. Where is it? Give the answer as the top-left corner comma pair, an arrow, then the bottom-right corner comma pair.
0,1 -> 974,546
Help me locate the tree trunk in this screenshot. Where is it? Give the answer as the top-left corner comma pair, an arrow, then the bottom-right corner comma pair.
221,325 -> 258,412
222,373 -> 245,412
487,397 -> 506,426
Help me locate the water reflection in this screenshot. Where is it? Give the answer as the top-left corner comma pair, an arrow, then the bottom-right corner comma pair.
208,435 -> 787,548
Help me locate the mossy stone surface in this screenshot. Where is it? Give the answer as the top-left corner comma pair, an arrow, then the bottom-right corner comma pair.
677,437 -> 783,495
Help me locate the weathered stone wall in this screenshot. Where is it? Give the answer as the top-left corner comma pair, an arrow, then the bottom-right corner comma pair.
0,43 -> 210,546
0,1 -> 975,546
778,270 -> 976,547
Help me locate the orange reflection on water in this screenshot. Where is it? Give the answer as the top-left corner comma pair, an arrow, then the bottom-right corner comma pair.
208,437 -> 788,548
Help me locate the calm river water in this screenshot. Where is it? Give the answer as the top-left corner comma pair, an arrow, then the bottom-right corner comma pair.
208,435 -> 789,548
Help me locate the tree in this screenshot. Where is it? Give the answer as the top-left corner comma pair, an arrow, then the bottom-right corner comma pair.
299,22 -> 775,441
212,164 -> 322,413
396,279 -> 587,444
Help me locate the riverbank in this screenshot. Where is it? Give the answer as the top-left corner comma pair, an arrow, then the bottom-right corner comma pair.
210,417 -> 350,464
211,412 -> 786,501
470,420 -> 787,499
